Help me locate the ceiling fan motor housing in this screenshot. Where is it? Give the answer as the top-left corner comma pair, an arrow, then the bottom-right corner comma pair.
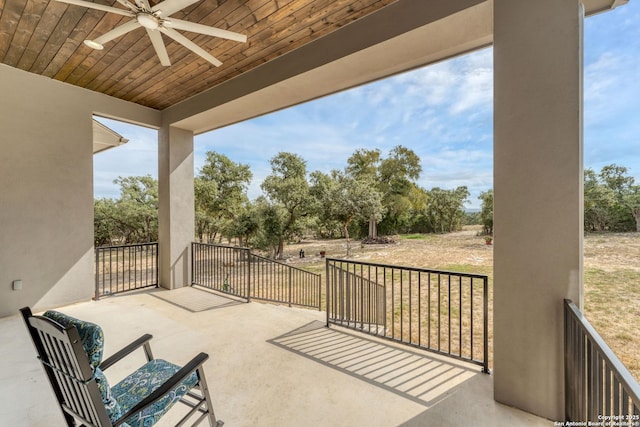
137,12 -> 160,30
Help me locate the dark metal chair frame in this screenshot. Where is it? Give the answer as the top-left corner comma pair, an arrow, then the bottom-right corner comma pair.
20,307 -> 223,427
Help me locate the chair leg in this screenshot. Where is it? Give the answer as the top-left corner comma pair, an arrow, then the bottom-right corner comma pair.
197,366 -> 223,427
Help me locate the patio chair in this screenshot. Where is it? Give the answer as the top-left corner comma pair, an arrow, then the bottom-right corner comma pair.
20,307 -> 223,427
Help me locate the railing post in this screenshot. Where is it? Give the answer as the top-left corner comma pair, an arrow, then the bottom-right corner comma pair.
383,268 -> 387,336
326,259 -> 330,327
154,242 -> 159,288
288,268 -> 292,307
318,274 -> 322,311
94,248 -> 100,301
190,242 -> 194,286
564,299 -> 571,422
483,276 -> 490,374
120,246 -> 125,291
246,248 -> 251,302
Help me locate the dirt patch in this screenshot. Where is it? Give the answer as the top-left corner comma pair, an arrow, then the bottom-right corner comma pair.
283,226 -> 640,380
286,227 -> 640,272
584,232 -> 640,271
284,226 -> 493,271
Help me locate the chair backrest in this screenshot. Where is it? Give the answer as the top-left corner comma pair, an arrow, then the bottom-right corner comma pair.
20,307 -> 113,427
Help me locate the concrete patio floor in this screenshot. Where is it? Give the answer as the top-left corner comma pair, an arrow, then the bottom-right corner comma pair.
1,286 -> 552,426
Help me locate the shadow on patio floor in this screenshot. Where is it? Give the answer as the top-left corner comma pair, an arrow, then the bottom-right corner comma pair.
147,286 -> 246,312
268,320 -> 479,408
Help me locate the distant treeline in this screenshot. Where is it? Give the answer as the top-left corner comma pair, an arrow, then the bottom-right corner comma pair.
94,152 -> 638,255
95,147 -> 492,257
584,165 -> 640,233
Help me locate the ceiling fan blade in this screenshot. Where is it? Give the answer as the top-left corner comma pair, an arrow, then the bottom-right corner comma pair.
164,19 -> 247,43
146,29 -> 171,66
55,0 -> 135,16
159,27 -> 222,67
135,0 -> 151,10
152,0 -> 201,17
93,20 -> 141,45
114,0 -> 138,12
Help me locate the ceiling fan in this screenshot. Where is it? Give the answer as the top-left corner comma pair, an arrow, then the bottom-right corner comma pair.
55,0 -> 247,66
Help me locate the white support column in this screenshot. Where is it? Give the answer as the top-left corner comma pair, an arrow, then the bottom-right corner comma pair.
158,124 -> 195,290
493,0 -> 584,420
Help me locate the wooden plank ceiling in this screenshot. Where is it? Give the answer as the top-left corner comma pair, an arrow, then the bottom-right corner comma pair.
0,0 -> 397,109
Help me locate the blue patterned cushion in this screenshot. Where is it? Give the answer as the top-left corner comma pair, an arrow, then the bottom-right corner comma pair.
42,311 -> 128,424
43,310 -> 104,369
94,367 -> 127,424
111,359 -> 199,427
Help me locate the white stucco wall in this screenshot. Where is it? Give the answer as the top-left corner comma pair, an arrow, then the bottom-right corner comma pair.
493,0 -> 583,420
158,125 -> 195,290
0,64 -> 160,318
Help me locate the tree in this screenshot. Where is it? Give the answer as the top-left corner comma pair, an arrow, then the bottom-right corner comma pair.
310,170 -> 384,256
584,168 -> 617,232
194,177 -> 218,242
583,165 -> 640,232
478,189 -> 493,236
114,175 -> 158,243
346,148 -> 382,238
226,202 -> 260,248
308,170 -> 342,238
424,186 -> 470,233
377,146 -> 422,236
261,152 -> 315,258
403,184 -> 431,233
599,164 -> 640,232
346,145 -> 422,238
345,148 -> 381,178
195,151 -> 252,242
94,198 -> 118,246
93,175 -> 159,246
626,186 -> 640,232
249,197 -> 287,257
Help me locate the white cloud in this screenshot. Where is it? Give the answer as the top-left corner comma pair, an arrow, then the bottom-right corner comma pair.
449,66 -> 493,115
583,11 -> 640,181
399,64 -> 459,107
584,52 -> 619,109
93,118 -> 158,199
392,48 -> 493,116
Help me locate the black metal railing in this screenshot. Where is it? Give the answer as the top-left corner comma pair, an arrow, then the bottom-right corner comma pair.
191,243 -> 251,299
191,242 -> 322,309
564,299 -> 640,421
249,252 -> 322,310
95,243 -> 158,299
326,258 -> 489,373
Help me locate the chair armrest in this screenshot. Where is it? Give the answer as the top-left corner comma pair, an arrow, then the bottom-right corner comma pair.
113,352 -> 210,427
100,334 -> 154,371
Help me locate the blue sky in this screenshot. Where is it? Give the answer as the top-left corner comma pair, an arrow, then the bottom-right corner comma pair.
94,3 -> 640,210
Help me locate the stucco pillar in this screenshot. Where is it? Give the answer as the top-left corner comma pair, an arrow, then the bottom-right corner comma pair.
493,0 -> 583,420
158,125 -> 195,290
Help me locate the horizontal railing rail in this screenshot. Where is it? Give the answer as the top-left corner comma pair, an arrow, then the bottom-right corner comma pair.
326,258 -> 489,373
564,299 -> 640,422
191,242 -> 321,309
95,242 -> 158,299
